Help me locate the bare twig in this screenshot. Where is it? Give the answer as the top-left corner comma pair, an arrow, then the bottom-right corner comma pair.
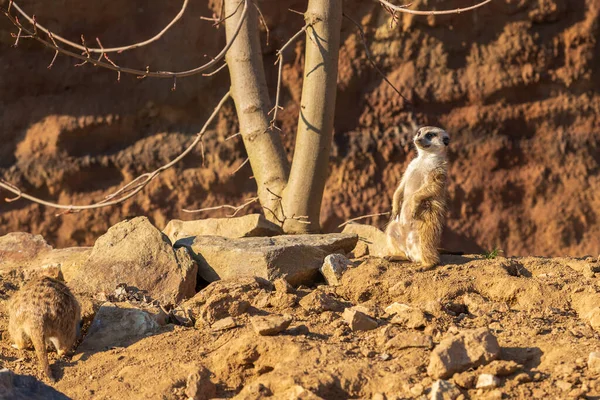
263,187 -> 310,225
377,0 -> 492,16
225,131 -> 241,141
0,91 -> 232,211
2,0 -> 249,79
202,62 -> 227,77
343,13 -> 410,104
182,196 -> 259,217
338,212 -> 391,228
254,2 -> 269,46
9,0 -> 190,54
230,157 -> 250,176
269,25 -> 308,128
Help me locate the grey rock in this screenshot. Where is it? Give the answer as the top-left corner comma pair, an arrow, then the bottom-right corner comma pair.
79,302 -> 159,352
341,223 -> 388,258
70,217 -> 197,305
428,328 -> 501,379
251,314 -> 293,336
177,233 -> 358,286
163,214 -> 282,244
0,368 -> 70,400
320,254 -> 351,286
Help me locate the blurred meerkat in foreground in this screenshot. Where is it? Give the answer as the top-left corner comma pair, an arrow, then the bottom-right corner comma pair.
385,126 -> 450,269
8,276 -> 81,381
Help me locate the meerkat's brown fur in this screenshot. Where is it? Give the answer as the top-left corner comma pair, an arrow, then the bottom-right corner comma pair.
8,276 -> 81,381
386,126 -> 450,269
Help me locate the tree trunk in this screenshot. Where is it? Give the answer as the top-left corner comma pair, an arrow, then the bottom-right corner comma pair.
281,0 -> 343,233
224,0 -> 289,221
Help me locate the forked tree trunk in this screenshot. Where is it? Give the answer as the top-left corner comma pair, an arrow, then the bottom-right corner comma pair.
224,0 -> 342,233
224,0 -> 289,218
281,0 -> 343,233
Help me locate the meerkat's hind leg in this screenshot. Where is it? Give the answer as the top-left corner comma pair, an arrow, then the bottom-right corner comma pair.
8,323 -> 29,350
384,220 -> 410,262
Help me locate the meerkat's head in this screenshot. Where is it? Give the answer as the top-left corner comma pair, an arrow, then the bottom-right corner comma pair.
413,126 -> 450,154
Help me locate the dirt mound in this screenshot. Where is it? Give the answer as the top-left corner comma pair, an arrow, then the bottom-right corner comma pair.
2,253 -> 600,399
1,1 -> 599,255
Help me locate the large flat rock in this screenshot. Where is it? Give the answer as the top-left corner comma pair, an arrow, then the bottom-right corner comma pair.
177,233 -> 358,286
70,217 -> 197,305
0,232 -> 91,281
163,214 -> 282,244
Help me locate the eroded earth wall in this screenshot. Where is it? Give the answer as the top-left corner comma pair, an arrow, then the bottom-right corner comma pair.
1,0 -> 598,256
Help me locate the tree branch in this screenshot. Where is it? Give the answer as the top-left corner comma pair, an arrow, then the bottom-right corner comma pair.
182,196 -> 258,217
269,25 -> 308,129
2,0 -> 249,79
338,212 -> 390,228
0,91 -> 231,212
377,0 -> 492,16
343,13 -> 410,104
8,0 -> 189,54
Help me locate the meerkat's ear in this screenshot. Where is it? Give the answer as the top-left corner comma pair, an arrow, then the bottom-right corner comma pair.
443,136 -> 450,146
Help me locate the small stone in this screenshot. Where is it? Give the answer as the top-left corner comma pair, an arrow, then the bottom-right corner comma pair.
427,328 -> 500,379
343,308 -> 378,331
379,353 -> 391,361
320,254 -> 351,286
299,290 -> 343,313
274,278 -> 294,294
185,367 -> 217,400
453,371 -> 476,389
555,380 -> 573,391
371,394 -> 386,400
251,314 -> 292,336
588,352 -> 600,373
410,383 -> 424,396
481,360 -> 521,376
385,332 -> 433,350
211,317 -> 237,331
476,374 -> 500,389
430,379 -> 461,400
387,303 -> 427,329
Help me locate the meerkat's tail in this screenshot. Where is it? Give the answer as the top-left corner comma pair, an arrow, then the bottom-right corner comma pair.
30,323 -> 54,382
418,213 -> 444,268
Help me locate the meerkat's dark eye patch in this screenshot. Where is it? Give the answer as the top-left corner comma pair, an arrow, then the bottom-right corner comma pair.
425,132 -> 435,140
443,136 -> 450,146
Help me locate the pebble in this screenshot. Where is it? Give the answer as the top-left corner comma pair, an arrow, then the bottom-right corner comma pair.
476,374 -> 500,389
343,308 -> 378,331
251,314 -> 293,336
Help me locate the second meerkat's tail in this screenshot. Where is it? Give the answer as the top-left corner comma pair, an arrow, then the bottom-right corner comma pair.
30,323 -> 53,381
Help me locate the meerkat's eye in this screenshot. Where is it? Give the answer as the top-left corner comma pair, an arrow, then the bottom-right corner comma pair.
425,133 -> 434,140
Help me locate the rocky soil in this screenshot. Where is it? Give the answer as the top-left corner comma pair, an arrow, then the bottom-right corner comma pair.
1,0 -> 599,256
1,217 -> 600,399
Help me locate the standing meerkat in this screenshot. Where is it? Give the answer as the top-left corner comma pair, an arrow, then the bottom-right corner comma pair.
385,126 -> 450,269
8,276 -> 81,381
